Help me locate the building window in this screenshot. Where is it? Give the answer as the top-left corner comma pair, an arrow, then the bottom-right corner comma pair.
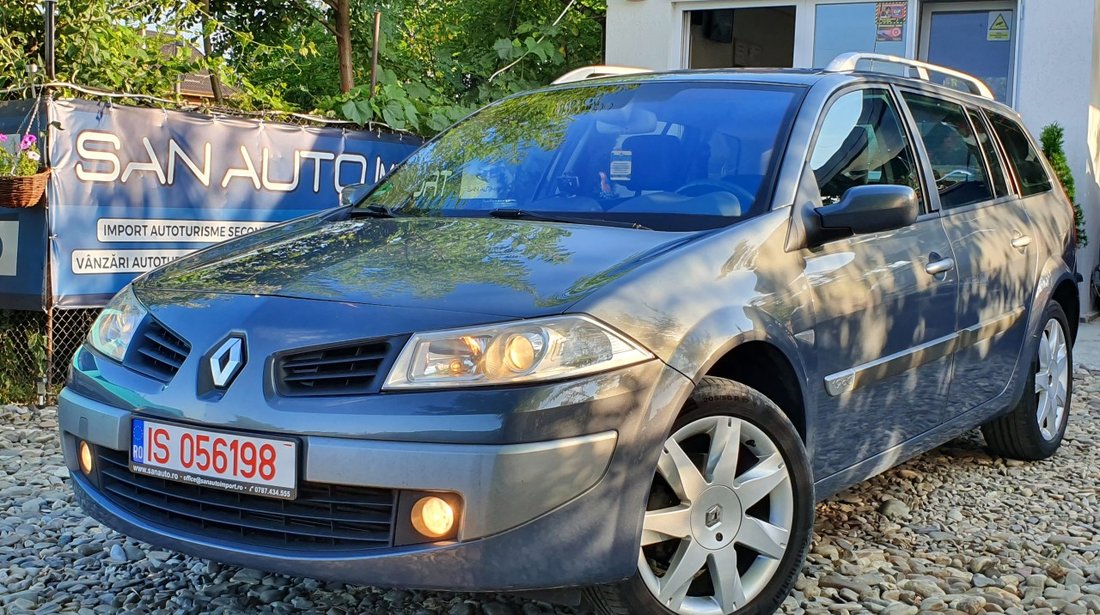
686,7 -> 796,69
813,2 -> 908,68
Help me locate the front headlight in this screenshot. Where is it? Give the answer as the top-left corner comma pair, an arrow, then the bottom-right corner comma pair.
383,315 -> 654,390
88,285 -> 148,362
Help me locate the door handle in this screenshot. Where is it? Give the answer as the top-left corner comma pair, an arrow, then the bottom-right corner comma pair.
1011,235 -> 1032,249
925,257 -> 955,276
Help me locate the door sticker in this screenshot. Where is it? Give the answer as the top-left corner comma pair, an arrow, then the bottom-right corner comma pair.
987,11 -> 1012,41
875,2 -> 908,42
609,150 -> 633,182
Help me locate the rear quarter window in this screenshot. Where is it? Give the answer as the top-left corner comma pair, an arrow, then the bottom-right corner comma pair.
988,113 -> 1053,197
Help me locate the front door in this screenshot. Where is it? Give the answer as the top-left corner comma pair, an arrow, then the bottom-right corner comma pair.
919,2 -> 1017,103
800,87 -> 959,479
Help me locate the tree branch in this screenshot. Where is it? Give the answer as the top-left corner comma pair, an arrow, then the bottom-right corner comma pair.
560,0 -> 605,26
290,0 -> 337,35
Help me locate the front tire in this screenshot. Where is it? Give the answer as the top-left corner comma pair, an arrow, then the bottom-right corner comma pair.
982,301 -> 1073,460
587,377 -> 814,615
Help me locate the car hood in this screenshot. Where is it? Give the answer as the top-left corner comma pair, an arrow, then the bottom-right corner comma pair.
138,211 -> 698,317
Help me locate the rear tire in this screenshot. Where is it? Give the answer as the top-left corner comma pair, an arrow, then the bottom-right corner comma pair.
586,377 -> 813,615
982,301 -> 1072,461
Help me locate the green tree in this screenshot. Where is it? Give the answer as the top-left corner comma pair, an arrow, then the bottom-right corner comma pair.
228,0 -> 607,131
1040,123 -> 1088,247
1,0 -> 198,93
0,0 -> 608,135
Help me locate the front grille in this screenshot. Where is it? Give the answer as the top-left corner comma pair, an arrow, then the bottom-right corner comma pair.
277,339 -> 394,396
127,320 -> 191,382
95,448 -> 396,552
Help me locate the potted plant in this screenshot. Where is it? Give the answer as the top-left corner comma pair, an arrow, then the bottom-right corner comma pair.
0,133 -> 48,208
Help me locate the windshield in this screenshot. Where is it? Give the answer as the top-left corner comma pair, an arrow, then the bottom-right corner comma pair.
357,81 -> 802,231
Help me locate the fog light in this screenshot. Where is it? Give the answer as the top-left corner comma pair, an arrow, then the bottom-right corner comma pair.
411,496 -> 455,538
79,441 -> 93,475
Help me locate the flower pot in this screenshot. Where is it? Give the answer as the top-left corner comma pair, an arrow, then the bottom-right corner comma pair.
0,169 -> 50,208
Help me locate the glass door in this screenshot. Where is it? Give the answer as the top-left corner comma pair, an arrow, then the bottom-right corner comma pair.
919,1 -> 1017,102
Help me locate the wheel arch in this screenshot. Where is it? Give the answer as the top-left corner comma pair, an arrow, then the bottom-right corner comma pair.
699,338 -> 810,445
1051,276 -> 1080,343
686,327 -> 818,453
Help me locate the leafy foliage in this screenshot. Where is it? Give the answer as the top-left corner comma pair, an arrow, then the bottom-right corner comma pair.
1040,123 -> 1088,247
0,0 -> 606,135
0,310 -> 46,403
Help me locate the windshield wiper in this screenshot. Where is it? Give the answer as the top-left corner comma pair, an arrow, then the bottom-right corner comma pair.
489,208 -> 650,230
348,203 -> 396,218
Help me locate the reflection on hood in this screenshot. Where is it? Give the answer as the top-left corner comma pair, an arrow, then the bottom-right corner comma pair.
138,213 -> 696,317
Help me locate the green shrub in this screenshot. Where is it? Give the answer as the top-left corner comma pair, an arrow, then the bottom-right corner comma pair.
1040,123 -> 1088,247
0,310 -> 46,403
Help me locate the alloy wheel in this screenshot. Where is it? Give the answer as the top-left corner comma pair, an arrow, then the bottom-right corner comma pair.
639,415 -> 794,615
1035,318 -> 1069,441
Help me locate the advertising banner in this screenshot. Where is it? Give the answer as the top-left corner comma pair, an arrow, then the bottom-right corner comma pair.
47,99 -> 420,307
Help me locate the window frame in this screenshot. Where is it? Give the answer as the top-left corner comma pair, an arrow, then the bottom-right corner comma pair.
965,106 -> 1012,199
894,85 -> 1018,215
977,107 -> 1022,196
803,82 -> 935,217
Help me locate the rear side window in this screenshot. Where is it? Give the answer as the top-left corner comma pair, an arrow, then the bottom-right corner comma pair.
988,113 -> 1054,196
902,92 -> 993,209
967,109 -> 1010,199
810,89 -> 923,207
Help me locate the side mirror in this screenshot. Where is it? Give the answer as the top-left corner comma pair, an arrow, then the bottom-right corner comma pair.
814,185 -> 918,241
339,183 -> 372,207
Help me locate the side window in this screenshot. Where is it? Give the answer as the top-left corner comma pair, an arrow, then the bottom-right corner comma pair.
988,113 -> 1054,196
967,109 -> 1010,198
810,89 -> 923,206
902,92 -> 993,209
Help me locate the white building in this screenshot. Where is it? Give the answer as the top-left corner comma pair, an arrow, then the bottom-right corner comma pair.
606,0 -> 1100,318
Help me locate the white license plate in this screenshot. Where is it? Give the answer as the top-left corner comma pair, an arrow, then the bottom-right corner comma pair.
130,419 -> 298,500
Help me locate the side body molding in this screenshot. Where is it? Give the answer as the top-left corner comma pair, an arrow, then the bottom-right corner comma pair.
823,306 -> 1026,397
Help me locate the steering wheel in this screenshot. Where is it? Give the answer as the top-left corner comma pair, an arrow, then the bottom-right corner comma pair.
676,179 -> 755,204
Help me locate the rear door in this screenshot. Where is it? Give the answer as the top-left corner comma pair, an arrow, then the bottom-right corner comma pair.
800,86 -> 959,479
899,90 -> 1036,412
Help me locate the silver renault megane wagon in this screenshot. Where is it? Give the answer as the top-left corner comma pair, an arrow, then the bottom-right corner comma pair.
61,54 -> 1079,615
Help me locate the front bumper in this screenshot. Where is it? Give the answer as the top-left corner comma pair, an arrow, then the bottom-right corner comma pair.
60,363 -> 695,590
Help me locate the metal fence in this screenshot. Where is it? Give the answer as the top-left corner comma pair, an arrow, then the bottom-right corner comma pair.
0,307 -> 99,403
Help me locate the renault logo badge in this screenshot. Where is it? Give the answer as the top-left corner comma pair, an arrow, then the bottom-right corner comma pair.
209,337 -> 245,388
705,504 -> 722,528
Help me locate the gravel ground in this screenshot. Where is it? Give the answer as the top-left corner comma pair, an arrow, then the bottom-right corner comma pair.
1,368 -> 1097,615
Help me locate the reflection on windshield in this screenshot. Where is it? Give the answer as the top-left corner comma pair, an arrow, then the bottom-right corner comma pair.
359,81 -> 802,231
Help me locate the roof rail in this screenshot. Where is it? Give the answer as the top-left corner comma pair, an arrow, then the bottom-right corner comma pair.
552,65 -> 652,85
825,52 -> 995,100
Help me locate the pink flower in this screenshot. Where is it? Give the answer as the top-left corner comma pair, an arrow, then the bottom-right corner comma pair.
26,151 -> 40,162
0,134 -> 7,142
20,134 -> 36,150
